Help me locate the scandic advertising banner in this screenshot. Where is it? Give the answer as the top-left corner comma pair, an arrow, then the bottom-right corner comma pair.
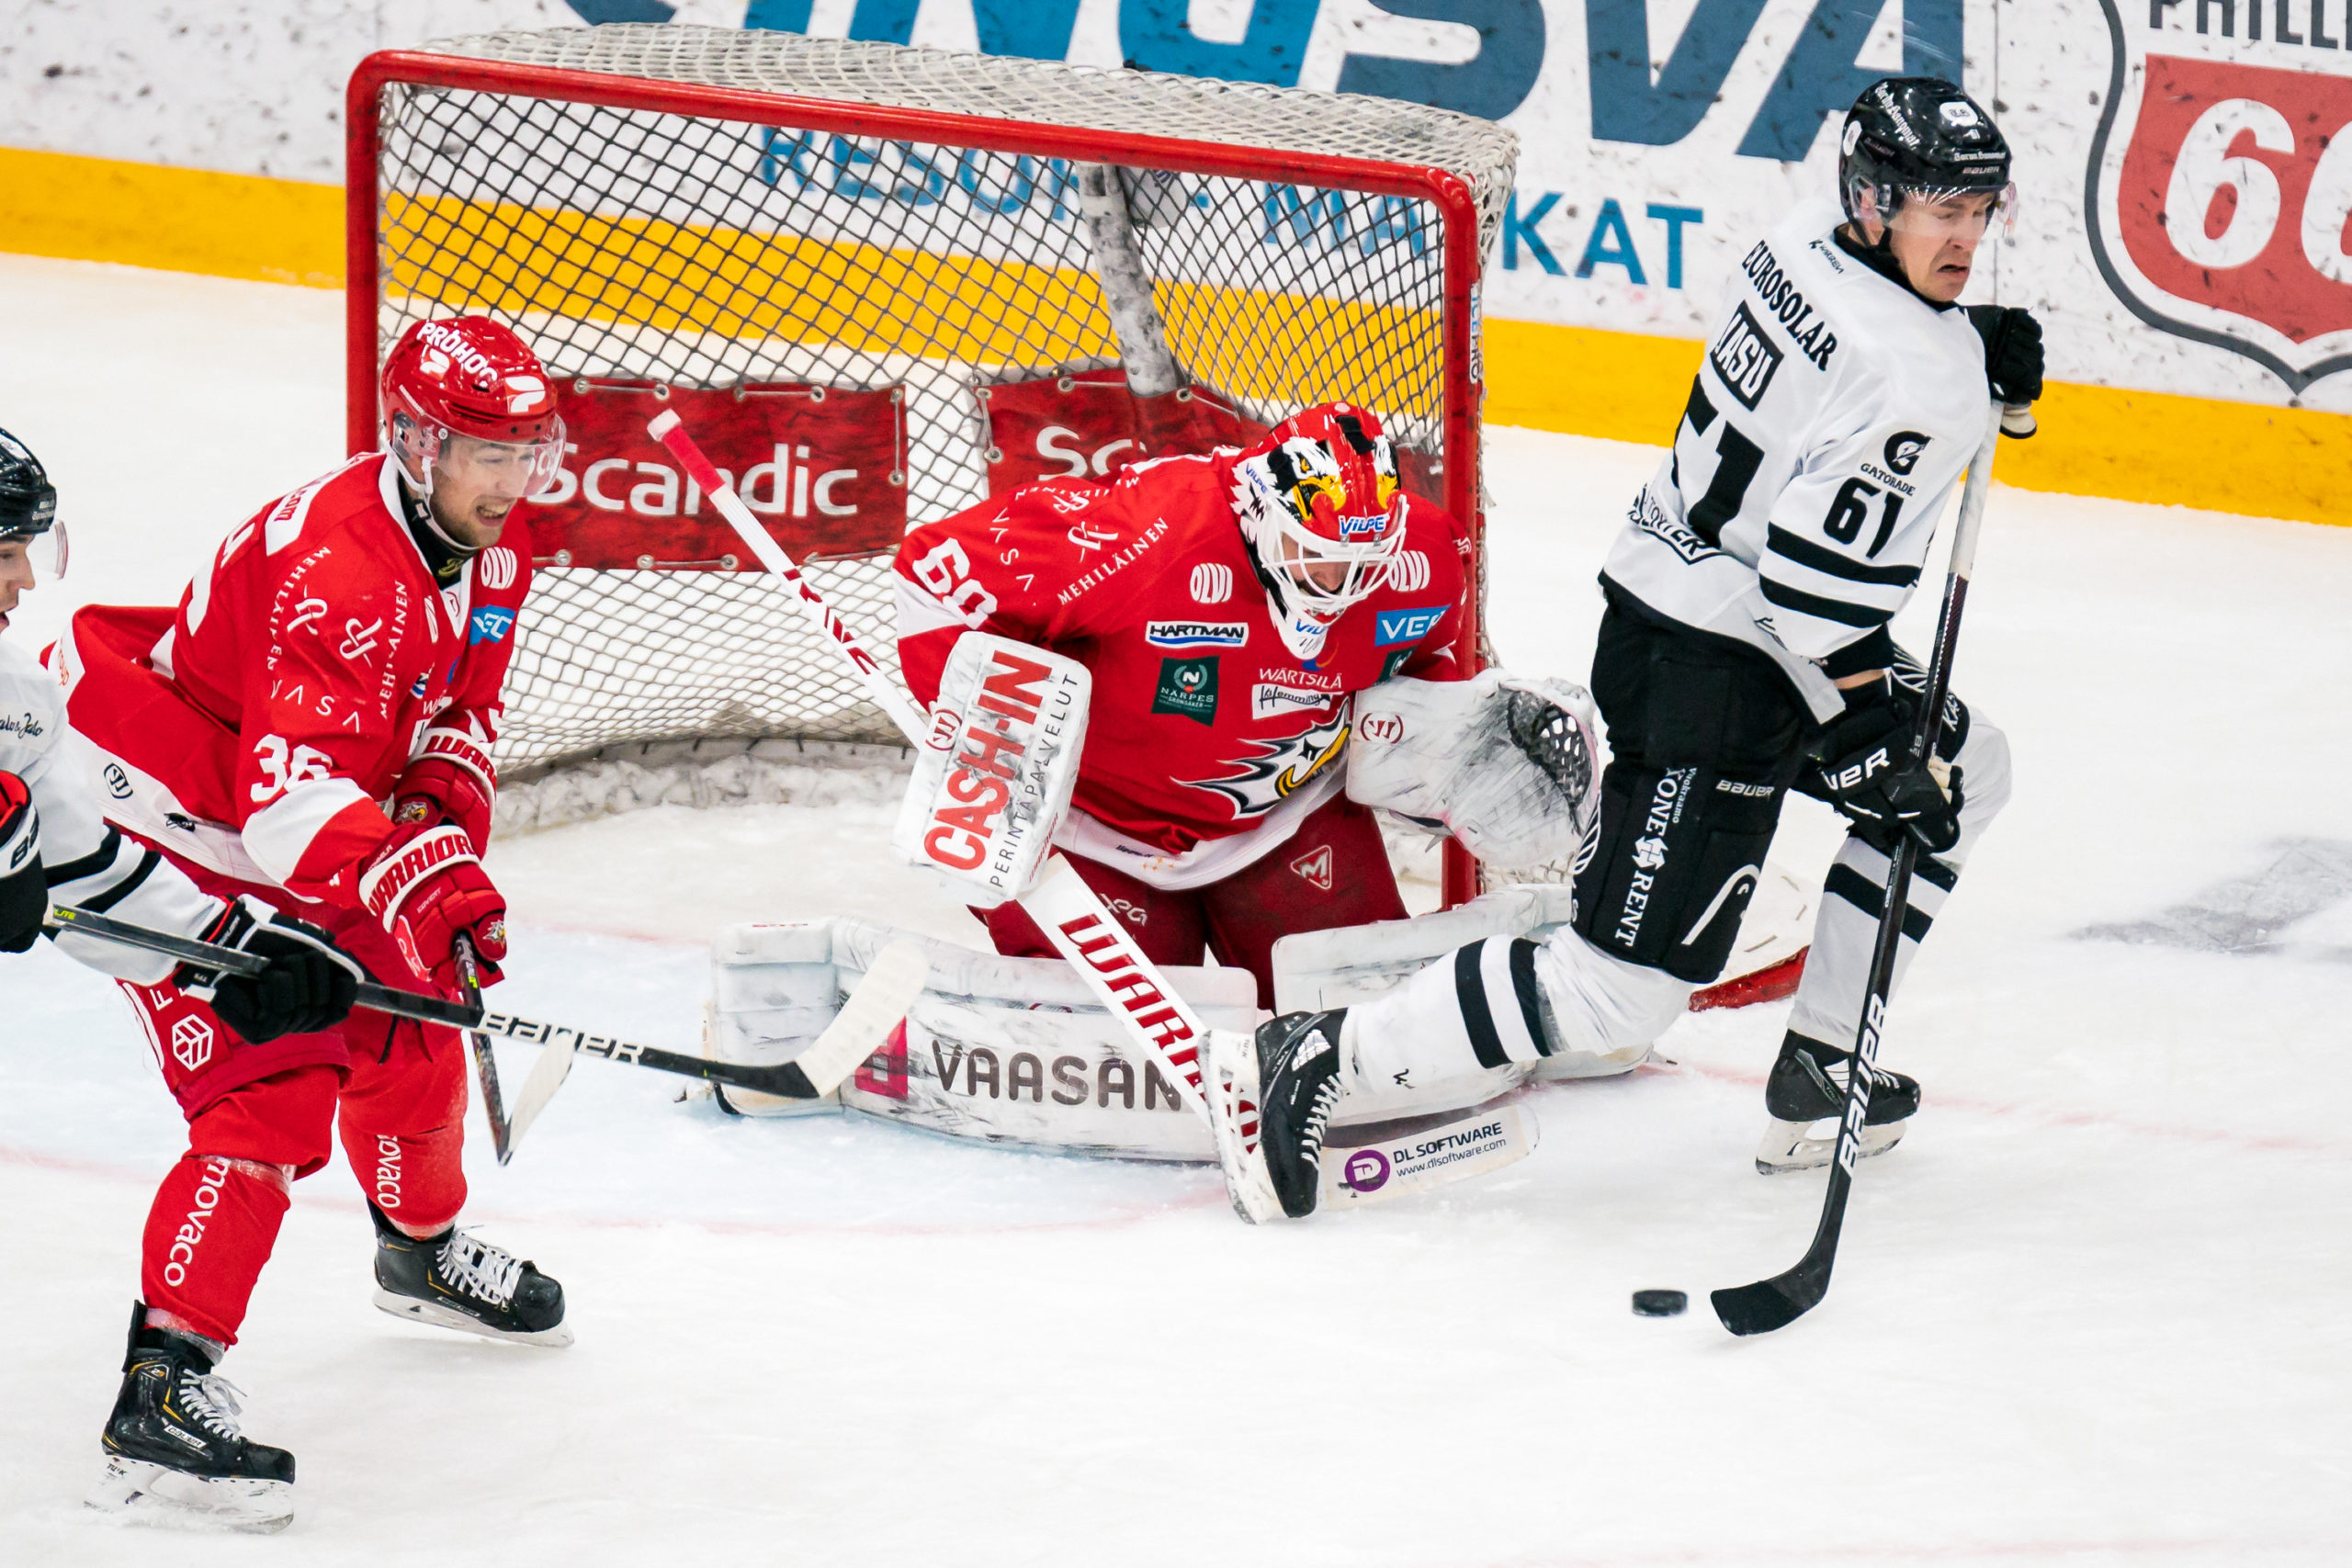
5,0 -> 2351,416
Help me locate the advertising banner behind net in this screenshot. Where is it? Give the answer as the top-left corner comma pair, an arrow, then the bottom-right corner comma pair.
5,1 -> 2349,418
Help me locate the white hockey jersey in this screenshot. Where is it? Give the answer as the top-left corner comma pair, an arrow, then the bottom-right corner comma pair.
1601,197 -> 1989,722
0,638 -> 221,982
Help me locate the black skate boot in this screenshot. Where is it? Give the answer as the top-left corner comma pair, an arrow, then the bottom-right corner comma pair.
1756,1030 -> 1922,1174
370,1202 -> 571,1347
88,1303 -> 296,1533
1252,1010 -> 1349,1219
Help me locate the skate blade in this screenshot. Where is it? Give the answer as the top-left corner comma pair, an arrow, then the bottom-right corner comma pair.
372,1289 -> 575,1348
1754,1116 -> 1906,1175
87,1455 -> 293,1533
1204,1030 -> 1282,1225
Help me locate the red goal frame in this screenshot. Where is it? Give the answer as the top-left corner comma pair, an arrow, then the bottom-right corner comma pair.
345,50 -> 1490,906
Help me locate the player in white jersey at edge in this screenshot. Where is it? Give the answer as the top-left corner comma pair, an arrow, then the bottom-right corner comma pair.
1222,78 -> 2047,1216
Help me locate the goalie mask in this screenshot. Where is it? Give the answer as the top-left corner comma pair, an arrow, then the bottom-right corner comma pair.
380,316 -> 564,502
1232,404 -> 1406,651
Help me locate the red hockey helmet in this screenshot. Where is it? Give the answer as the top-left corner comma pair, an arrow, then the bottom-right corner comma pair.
1232,402 -> 1406,618
380,316 -> 563,498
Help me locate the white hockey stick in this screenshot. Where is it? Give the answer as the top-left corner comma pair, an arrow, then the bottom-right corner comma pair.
649,411 -> 1503,1217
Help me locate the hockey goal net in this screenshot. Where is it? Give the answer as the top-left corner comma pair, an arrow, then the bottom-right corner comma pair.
349,24 -> 1514,898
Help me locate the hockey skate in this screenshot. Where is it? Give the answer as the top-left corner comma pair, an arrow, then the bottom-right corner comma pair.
88,1304 -> 296,1533
1212,1010 -> 1347,1222
370,1202 -> 572,1346
1755,1031 -> 1920,1174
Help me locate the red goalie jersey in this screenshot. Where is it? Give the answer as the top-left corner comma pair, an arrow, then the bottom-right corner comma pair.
895,445 -> 1469,874
53,451 -> 530,902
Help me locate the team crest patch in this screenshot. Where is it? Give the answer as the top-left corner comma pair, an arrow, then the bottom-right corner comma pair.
1289,844 -> 1334,892
469,606 -> 517,646
1152,657 -> 1219,726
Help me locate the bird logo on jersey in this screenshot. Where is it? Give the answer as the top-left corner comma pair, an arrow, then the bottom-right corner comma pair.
1189,710 -> 1350,820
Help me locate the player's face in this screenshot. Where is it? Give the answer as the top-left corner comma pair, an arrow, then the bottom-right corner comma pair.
429,434 -> 543,548
1886,190 -> 2000,304
0,539 -> 33,631
1272,529 -> 1353,597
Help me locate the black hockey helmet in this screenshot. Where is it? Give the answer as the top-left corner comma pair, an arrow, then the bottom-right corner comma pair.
0,428 -> 66,580
1838,77 -> 2011,235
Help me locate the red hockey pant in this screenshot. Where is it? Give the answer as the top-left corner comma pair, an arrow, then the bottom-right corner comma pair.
127,1009 -> 470,1348
985,793 -> 1407,1009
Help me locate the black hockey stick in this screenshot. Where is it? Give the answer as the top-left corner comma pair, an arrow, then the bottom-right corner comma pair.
455,936 -> 514,1166
1712,401 -> 2004,1337
44,905 -> 854,1101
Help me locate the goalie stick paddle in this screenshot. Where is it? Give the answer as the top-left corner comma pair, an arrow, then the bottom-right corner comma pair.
455,936 -> 514,1166
1711,401 -> 2005,1338
42,906 -> 870,1105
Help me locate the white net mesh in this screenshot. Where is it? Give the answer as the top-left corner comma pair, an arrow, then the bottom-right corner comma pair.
368,24 -> 1518,782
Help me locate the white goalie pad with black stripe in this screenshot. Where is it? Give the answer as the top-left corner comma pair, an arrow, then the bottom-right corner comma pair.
1346,669 -> 1600,871
891,633 -> 1090,908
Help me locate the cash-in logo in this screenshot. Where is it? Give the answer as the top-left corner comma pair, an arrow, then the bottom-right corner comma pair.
1152,657 -> 1219,726
1145,620 -> 1249,649
1374,605 -> 1446,648
2086,11 -> 2352,390
469,607 -> 516,646
1709,301 -> 1784,410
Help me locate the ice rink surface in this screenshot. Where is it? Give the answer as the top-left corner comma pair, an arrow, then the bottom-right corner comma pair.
3,254 -> 2348,1564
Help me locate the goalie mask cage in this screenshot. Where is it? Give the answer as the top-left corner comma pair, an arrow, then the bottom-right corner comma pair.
348,24 -> 1516,904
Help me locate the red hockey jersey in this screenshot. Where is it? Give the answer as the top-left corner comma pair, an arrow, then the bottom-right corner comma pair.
895,450 -> 1468,872
54,453 -> 530,903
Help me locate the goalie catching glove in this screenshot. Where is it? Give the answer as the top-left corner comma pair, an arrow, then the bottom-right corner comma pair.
1345,669 -> 1600,869
175,896 -> 364,1043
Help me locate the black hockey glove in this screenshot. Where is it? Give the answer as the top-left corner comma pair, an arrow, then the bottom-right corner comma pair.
0,770 -> 43,954
1805,676 -> 1965,857
1964,306 -> 2043,436
175,896 -> 364,1043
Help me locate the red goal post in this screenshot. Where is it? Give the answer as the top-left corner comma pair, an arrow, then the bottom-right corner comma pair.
345,25 -> 1515,906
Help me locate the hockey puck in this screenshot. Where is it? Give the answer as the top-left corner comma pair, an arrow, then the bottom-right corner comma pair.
1631,1289 -> 1688,1317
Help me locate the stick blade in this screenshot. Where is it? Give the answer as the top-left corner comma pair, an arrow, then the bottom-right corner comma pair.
791,940 -> 930,1098
1710,1267 -> 1826,1337
503,1032 -> 579,1149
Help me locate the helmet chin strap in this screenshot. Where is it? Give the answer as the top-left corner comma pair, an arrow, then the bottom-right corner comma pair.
395,470 -> 482,587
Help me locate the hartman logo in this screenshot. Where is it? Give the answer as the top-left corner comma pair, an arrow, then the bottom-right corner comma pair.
1145,620 -> 1249,649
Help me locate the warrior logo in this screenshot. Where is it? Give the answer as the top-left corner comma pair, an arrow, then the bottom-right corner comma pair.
1189,711 -> 1349,819
2086,2 -> 2352,389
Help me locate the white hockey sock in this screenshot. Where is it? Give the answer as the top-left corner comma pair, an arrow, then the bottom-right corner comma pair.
1786,712 -> 2010,1046
1343,930 -> 1692,1097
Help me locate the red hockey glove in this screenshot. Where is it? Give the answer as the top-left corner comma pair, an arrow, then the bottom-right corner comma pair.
357,824 -> 507,994
391,728 -> 498,854
1,770 -> 44,954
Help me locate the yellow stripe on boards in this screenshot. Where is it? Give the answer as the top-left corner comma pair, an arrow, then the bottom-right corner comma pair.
0,146 -> 2341,526
0,145 -> 342,289
1479,316 -> 2352,528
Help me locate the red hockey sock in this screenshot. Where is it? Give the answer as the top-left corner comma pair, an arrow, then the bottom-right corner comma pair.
140,1155 -> 290,1348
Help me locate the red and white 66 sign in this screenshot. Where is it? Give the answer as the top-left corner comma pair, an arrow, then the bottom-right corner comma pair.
2090,12 -> 2352,389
